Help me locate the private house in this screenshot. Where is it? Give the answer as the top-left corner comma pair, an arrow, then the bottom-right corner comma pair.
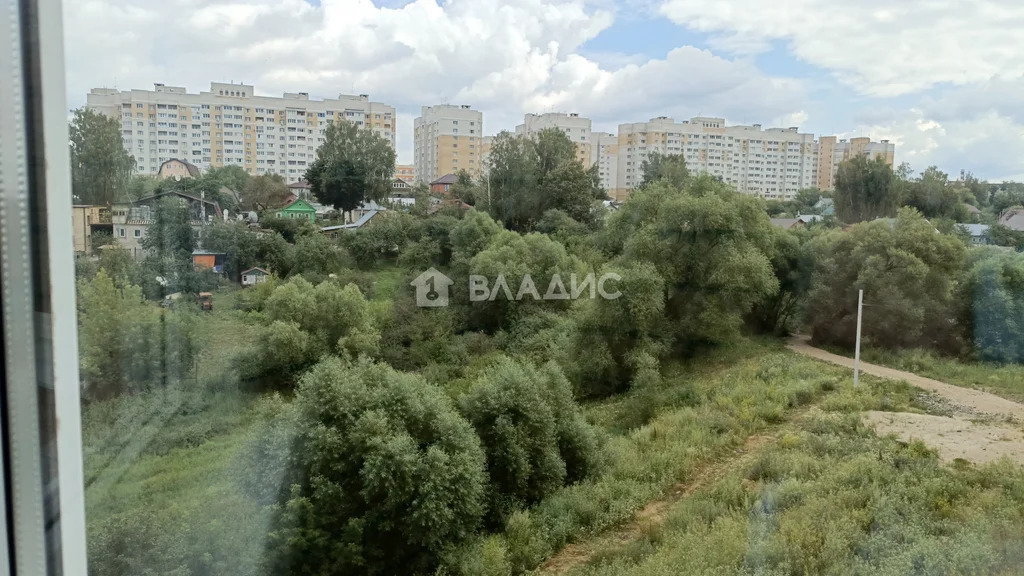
1000,208 -> 1024,231
393,178 -> 413,193
814,198 -> 836,216
71,205 -> 112,254
192,250 -> 226,275
430,174 -> 458,194
275,198 -> 317,221
112,191 -> 222,260
288,180 -> 313,201
958,223 -> 991,245
241,267 -> 270,286
157,158 -> 201,181
770,218 -> 806,230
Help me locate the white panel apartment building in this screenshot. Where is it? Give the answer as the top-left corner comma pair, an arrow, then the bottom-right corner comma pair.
594,132 -> 619,193
414,105 -> 484,184
615,116 -> 818,201
515,113 -> 593,166
87,82 -> 396,181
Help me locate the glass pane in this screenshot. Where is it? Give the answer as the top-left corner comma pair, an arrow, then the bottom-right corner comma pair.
57,2 -> 1024,575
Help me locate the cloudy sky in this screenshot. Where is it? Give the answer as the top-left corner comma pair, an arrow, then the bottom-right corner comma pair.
63,0 -> 1024,180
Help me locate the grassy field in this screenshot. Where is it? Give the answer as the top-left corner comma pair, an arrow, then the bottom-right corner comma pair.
82,286 -> 279,575
848,346 -> 1024,404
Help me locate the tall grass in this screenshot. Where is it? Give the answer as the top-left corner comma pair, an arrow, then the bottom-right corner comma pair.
857,346 -> 1024,403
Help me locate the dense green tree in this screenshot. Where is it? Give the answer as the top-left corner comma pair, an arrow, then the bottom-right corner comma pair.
989,223 -> 1024,251
69,108 -> 136,205
262,358 -> 487,575
203,221 -> 260,281
902,166 -> 968,220
241,173 -> 291,211
570,260 -> 669,397
803,208 -> 966,352
126,175 -> 160,202
460,357 -> 600,525
640,152 -> 690,190
485,129 -> 603,230
141,196 -> 196,258
291,233 -> 342,277
201,165 -> 250,196
236,321 -> 315,383
305,121 -> 396,216
833,155 -> 898,223
747,226 -> 810,336
960,248 -> 1024,363
603,176 -> 779,353
341,213 -> 415,269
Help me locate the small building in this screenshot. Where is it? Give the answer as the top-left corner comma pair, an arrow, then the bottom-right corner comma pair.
240,267 -> 270,286
71,205 -> 112,254
770,218 -> 806,230
275,198 -> 317,221
192,250 -> 226,274
430,174 -> 458,194
288,180 -> 312,201
959,223 -> 991,245
112,191 -> 222,260
157,158 -> 201,181
814,198 -> 835,216
393,178 -> 413,193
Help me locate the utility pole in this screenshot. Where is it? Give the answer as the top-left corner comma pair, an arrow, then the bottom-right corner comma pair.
854,289 -> 864,387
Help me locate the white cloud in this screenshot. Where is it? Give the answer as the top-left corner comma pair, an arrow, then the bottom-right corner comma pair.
63,0 -> 807,161
659,0 -> 1024,97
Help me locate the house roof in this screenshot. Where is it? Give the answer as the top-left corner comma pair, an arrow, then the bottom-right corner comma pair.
241,267 -> 269,275
158,158 -> 201,178
288,179 -> 311,189
134,190 -> 223,217
278,198 -> 316,212
958,223 -> 990,237
1000,208 -> 1024,231
431,174 -> 458,185
191,250 -> 225,256
322,210 -> 381,232
770,218 -> 804,229
796,214 -> 824,223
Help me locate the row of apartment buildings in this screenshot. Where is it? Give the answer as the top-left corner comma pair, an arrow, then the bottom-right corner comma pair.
87,83 -> 894,202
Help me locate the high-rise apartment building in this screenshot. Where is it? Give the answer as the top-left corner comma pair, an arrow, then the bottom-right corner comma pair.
481,136 -> 494,174
413,105 -> 484,183
87,82 -> 396,181
816,136 -> 895,190
594,132 -> 619,195
615,116 -> 818,201
515,113 -> 593,166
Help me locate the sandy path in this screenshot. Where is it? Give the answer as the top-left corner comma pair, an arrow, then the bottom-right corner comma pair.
786,336 -> 1024,422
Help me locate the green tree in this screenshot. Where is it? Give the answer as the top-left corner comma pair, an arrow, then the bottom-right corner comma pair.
902,166 -> 967,220
460,357 -> 600,525
141,196 -> 196,258
803,208 -> 967,352
242,173 -> 290,211
485,128 -> 603,230
305,121 -> 396,217
640,151 -> 690,190
235,321 -> 315,383
203,221 -> 260,282
262,358 -> 487,575
69,108 -> 136,205
603,176 -> 779,353
959,248 -> 1024,363
833,155 -> 898,223
201,165 -> 250,195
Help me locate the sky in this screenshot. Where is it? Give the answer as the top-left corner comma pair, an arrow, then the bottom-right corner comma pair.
62,0 -> 1024,180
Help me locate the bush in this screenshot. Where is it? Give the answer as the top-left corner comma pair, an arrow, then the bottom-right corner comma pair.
263,358 -> 487,575
460,357 -> 600,524
961,247 -> 1024,363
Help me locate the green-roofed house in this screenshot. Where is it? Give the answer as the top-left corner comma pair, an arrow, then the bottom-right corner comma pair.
274,198 -> 317,221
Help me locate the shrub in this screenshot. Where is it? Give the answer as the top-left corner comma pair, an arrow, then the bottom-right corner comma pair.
460,357 -> 600,524
263,358 -> 487,575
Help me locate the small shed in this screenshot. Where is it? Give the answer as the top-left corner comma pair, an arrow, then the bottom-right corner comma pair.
241,267 -> 270,286
192,250 -> 226,274
274,198 -> 317,221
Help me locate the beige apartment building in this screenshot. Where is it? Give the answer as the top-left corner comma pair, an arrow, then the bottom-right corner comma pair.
816,136 -> 896,190
87,82 -> 396,182
594,132 -> 619,195
394,164 -> 416,184
615,116 -> 819,201
515,113 -> 593,166
413,105 -> 484,183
